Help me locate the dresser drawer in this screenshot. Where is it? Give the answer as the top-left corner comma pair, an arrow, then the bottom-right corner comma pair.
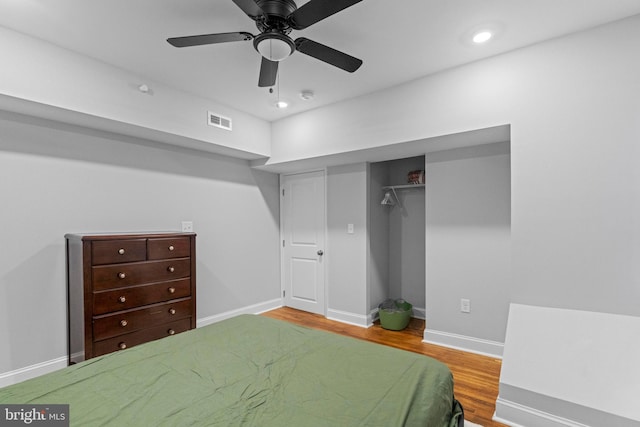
93,278 -> 191,315
93,318 -> 192,357
148,237 -> 191,260
92,258 -> 191,291
92,239 -> 147,265
93,298 -> 192,341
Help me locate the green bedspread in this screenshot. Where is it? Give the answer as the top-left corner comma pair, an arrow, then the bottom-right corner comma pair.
0,315 -> 463,426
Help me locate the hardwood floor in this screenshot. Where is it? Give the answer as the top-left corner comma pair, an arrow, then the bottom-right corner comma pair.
261,307 -> 508,427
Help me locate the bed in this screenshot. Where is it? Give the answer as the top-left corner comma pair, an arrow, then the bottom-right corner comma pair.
0,315 -> 464,426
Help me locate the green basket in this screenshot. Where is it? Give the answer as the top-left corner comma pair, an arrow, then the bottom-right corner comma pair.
378,300 -> 412,331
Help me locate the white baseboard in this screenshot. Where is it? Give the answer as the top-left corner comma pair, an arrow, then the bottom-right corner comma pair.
0,299 -> 284,388
197,298 -> 283,328
495,383 -> 639,427
423,328 -> 503,358
327,308 -> 370,328
494,397 -> 590,427
412,307 -> 426,320
0,356 -> 68,389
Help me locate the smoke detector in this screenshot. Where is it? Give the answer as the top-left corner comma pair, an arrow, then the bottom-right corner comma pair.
299,90 -> 314,101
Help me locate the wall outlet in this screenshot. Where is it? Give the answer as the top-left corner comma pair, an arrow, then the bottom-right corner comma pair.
460,298 -> 471,313
181,221 -> 193,232
347,223 -> 354,234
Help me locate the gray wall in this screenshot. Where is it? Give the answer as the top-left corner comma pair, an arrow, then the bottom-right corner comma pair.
426,143 -> 511,343
0,111 -> 280,375
367,162 -> 389,313
326,163 -> 369,320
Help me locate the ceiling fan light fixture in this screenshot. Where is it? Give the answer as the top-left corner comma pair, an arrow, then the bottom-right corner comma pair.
254,33 -> 295,61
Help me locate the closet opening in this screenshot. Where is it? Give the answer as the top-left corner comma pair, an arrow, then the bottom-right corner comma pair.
369,155 -> 426,324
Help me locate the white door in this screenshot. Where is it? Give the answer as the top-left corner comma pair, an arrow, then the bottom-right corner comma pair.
281,171 -> 326,315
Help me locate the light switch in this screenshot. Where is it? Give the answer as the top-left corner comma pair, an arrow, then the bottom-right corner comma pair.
347,223 -> 354,234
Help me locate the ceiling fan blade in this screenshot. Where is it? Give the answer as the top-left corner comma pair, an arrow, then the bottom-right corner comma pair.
294,37 -> 362,72
258,57 -> 278,87
288,0 -> 362,30
232,0 -> 265,19
167,32 -> 253,48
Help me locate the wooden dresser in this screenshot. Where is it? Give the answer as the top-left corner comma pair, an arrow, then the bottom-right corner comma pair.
66,232 -> 196,364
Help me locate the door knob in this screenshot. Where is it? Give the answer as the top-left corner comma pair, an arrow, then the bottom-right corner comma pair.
317,250 -> 324,256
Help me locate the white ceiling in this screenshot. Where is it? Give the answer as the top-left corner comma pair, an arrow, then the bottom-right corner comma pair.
1,0 -> 640,122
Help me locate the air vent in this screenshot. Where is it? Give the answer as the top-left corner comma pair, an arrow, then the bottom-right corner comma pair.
208,111 -> 232,131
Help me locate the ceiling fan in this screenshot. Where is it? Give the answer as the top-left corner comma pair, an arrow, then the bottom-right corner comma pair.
167,0 -> 364,87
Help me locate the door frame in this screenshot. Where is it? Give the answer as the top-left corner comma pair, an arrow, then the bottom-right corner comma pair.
279,169 -> 328,316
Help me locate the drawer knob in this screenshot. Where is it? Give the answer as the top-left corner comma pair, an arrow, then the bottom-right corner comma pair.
119,342 -> 127,350
118,248 -> 125,255
168,329 -> 176,335
168,245 -> 175,251
118,272 -> 126,279
168,287 -> 176,294
120,320 -> 128,327
169,308 -> 176,315
168,266 -> 175,273
118,296 -> 126,303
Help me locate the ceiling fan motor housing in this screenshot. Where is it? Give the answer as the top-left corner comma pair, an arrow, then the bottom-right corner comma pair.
255,0 -> 297,33
255,0 -> 297,17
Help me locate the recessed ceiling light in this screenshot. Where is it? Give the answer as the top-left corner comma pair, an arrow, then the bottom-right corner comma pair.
275,100 -> 289,109
472,31 -> 493,44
